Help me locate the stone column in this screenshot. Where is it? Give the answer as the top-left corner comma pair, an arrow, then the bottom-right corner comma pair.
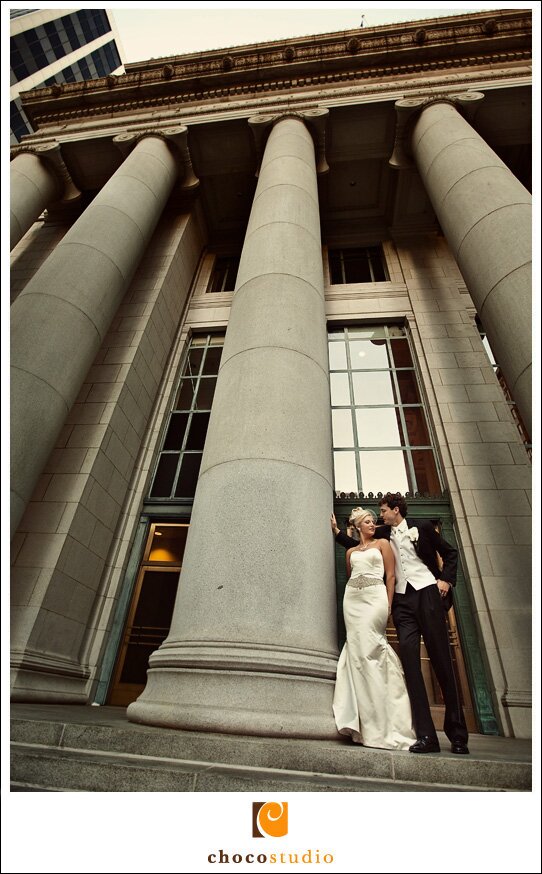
401,95 -> 532,435
10,144 -> 80,250
11,130 -> 187,538
128,113 -> 339,739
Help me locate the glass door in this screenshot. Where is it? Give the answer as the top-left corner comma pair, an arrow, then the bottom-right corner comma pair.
108,523 -> 188,706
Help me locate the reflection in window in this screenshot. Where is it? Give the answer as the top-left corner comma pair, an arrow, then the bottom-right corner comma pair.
149,334 -> 224,500
329,325 -> 441,496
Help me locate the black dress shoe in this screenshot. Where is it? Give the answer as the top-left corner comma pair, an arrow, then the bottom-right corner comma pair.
409,736 -> 440,754
451,742 -> 470,754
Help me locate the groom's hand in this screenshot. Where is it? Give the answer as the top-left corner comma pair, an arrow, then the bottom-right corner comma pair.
331,514 -> 340,535
437,579 -> 451,598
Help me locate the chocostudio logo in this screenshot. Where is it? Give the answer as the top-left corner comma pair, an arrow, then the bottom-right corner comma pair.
206,802 -> 335,865
252,801 -> 288,838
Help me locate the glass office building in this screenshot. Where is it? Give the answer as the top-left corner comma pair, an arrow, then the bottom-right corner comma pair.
10,8 -> 124,143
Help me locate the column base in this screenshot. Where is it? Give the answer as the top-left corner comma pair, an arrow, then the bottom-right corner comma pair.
127,666 -> 341,740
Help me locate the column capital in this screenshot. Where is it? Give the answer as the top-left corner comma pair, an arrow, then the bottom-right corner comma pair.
113,126 -> 199,190
389,92 -> 485,169
248,108 -> 329,176
11,141 -> 81,204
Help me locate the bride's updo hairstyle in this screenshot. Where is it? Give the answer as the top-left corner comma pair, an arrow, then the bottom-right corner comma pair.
349,507 -> 377,530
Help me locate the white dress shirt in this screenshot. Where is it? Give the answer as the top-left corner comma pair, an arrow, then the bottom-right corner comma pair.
390,519 -> 437,594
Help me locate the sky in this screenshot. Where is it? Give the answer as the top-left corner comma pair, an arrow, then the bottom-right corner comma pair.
108,2 -> 509,63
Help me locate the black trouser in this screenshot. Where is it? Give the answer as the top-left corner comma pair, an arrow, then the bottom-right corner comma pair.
392,583 -> 468,744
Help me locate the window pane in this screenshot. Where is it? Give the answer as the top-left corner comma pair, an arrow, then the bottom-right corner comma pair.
352,371 -> 395,405
369,248 -> 387,281
344,251 -> 371,283
195,377 -> 217,409
209,264 -> 227,294
349,339 -> 390,369
328,341 -> 347,369
202,346 -> 222,374
403,407 -> 431,446
330,373 -> 351,405
396,370 -> 421,404
333,452 -> 358,492
174,454 -> 202,497
150,454 -> 179,497
184,347 -> 203,377
390,338 -> 413,368
328,249 -> 387,285
208,256 -> 239,293
356,408 -> 404,447
359,450 -> 409,495
411,450 -> 441,495
224,257 -> 240,291
185,412 -> 211,449
347,326 -> 388,339
163,413 -> 189,450
174,379 -> 196,410
332,409 -> 354,447
148,525 -> 188,563
329,252 -> 343,284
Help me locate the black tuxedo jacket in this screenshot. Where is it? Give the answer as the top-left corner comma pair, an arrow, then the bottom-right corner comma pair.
335,518 -> 458,610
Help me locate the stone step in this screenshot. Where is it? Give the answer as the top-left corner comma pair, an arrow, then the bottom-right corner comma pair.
10,743 -> 493,793
10,709 -> 531,792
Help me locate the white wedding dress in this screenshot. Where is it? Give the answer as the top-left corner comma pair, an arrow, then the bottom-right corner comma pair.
333,548 -> 416,750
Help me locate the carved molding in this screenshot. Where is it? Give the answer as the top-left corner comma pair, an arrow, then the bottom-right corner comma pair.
28,46 -> 530,128
502,690 -> 532,708
10,649 -> 91,680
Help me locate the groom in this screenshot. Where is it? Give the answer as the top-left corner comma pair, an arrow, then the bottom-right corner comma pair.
332,492 -> 469,755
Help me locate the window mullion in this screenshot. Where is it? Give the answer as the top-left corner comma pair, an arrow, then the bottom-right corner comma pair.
345,328 -> 363,493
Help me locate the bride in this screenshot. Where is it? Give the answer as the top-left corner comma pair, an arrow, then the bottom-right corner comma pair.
333,508 -> 415,750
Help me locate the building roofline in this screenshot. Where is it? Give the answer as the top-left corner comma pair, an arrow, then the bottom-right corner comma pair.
18,8 -> 531,132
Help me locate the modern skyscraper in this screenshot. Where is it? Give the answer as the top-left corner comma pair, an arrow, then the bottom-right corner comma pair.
10,8 -> 125,143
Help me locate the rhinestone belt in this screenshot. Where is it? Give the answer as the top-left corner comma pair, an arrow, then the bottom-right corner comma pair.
346,575 -> 385,590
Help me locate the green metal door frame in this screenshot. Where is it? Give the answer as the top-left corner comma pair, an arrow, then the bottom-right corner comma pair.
93,505 -> 192,705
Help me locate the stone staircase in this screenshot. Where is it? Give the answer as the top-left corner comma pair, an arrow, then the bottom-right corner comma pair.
10,705 -> 531,792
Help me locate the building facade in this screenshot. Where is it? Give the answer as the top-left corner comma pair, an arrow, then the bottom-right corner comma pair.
10,10 -> 532,740
10,8 -> 125,143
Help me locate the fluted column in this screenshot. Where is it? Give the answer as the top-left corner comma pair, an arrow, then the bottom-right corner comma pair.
11,131 -> 184,538
404,95 -> 532,434
128,113 -> 339,739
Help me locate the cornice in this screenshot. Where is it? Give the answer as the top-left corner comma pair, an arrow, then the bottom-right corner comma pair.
20,10 -> 531,130
11,66 -> 531,155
